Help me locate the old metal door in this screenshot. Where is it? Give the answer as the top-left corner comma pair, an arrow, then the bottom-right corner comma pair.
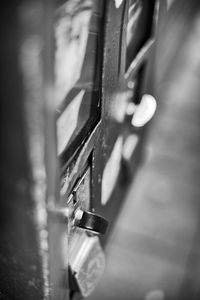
0,0 -> 165,299
51,0 -> 165,299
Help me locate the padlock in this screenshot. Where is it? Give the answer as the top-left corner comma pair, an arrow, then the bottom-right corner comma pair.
67,166 -> 108,297
69,234 -> 105,297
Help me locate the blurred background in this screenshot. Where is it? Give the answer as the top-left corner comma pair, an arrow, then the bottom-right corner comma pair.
88,0 -> 200,299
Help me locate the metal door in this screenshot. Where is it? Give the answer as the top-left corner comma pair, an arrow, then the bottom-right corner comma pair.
0,0 -> 165,299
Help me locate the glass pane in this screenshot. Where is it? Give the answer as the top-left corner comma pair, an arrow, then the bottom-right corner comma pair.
57,90 -> 93,155
55,0 -> 101,156
55,0 -> 93,107
126,0 -> 155,70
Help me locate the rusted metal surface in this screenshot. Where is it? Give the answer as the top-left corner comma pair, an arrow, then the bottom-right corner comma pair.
0,0 -> 163,299
59,1 -> 163,299
0,1 -> 50,299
